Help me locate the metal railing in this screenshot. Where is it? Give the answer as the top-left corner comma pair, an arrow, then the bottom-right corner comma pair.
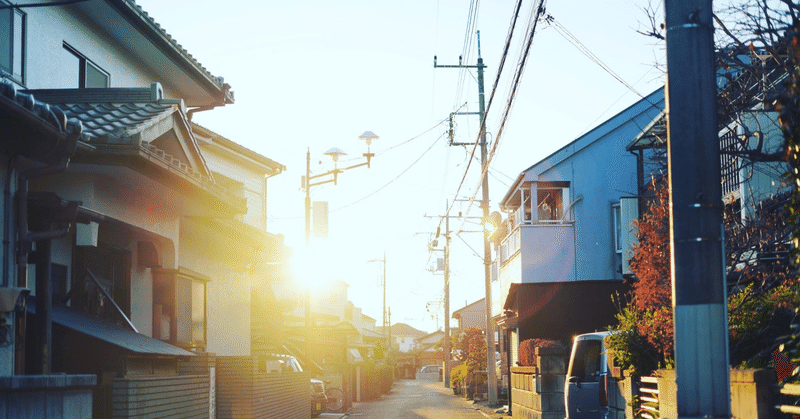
776,383 -> 800,417
638,376 -> 660,419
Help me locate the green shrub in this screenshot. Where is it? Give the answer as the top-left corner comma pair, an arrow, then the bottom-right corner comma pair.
361,361 -> 394,400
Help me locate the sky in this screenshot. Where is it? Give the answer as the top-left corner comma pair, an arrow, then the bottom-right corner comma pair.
134,0 -> 667,334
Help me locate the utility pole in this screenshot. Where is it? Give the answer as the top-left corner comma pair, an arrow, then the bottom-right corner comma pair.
425,204 -> 483,388
444,200 -> 451,388
665,0 -> 730,417
368,254 -> 388,351
434,30 -> 497,405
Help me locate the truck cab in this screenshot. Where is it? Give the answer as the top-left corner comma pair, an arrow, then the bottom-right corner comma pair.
565,331 -> 611,419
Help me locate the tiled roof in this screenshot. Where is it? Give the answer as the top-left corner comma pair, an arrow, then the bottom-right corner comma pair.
21,86 -> 243,210
0,80 -> 83,163
62,102 -> 176,144
1,80 -> 83,137
128,0 -> 229,93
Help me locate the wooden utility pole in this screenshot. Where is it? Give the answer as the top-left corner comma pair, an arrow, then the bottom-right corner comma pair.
665,0 -> 731,417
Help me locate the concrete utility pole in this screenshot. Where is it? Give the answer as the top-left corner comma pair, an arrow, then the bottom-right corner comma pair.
425,203 -> 484,388
664,0 -> 731,417
444,201 -> 451,388
368,254 -> 388,350
434,30 -> 497,405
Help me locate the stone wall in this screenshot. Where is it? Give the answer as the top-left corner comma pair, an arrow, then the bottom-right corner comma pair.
510,346 -> 568,419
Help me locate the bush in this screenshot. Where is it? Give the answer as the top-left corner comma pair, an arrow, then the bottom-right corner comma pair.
518,339 -> 568,367
361,361 -> 393,400
450,363 -> 467,388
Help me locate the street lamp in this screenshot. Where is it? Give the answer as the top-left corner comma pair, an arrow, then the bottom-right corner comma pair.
301,131 -> 378,376
303,131 -> 379,244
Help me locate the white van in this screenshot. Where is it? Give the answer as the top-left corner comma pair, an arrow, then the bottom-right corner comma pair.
564,331 -> 611,419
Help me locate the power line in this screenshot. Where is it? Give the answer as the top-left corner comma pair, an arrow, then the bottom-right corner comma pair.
545,14 -> 644,98
457,0 -> 548,234
331,131 -> 447,212
442,0 -> 527,233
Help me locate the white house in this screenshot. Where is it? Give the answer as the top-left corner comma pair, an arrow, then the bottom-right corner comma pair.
0,1 -> 294,417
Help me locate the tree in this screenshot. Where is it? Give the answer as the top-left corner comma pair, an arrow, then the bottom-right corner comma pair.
607,0 -> 800,374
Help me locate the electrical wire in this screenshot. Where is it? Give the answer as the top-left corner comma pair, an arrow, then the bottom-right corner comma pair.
439,0 -> 527,235
456,0 -> 548,234
330,130 -> 448,213
546,14 -> 644,98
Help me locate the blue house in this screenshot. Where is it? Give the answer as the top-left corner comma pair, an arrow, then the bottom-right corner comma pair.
493,88 -> 665,369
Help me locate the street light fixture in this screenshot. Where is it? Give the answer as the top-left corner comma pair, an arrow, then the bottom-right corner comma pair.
300,131 -> 378,384
303,132 -> 378,244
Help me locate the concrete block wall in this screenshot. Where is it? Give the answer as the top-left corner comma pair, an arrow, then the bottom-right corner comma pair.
610,368 -> 777,419
730,368 -> 776,419
510,347 -> 569,419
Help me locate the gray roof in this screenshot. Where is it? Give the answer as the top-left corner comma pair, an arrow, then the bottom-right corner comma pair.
30,303 -> 194,357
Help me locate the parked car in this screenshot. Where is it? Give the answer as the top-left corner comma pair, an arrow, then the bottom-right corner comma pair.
310,379 -> 327,417
565,331 -> 611,419
257,353 -> 304,373
257,354 -> 326,417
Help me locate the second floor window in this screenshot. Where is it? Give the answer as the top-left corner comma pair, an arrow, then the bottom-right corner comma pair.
537,183 -> 569,222
0,3 -> 25,83
153,267 -> 208,351
61,44 -> 109,88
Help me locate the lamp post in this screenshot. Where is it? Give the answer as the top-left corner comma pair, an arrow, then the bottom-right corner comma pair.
301,130 -> 378,358
303,131 -> 378,245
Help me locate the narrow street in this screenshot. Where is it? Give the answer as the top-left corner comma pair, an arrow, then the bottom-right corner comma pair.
341,379 -> 495,419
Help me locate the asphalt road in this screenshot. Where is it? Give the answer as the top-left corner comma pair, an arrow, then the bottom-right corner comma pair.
342,379 -> 492,419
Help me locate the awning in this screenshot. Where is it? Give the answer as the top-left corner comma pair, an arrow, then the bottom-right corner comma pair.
29,303 -> 194,357
347,348 -> 365,364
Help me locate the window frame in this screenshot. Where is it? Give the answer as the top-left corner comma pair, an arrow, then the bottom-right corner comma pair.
0,2 -> 25,83
62,43 -> 109,88
536,182 -> 570,223
612,203 -> 622,254
152,267 -> 208,351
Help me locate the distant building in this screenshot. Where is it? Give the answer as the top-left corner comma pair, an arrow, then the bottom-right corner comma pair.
452,299 -> 486,333
382,322 -> 427,352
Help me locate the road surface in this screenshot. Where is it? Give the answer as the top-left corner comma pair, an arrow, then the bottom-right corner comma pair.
342,378 -> 493,419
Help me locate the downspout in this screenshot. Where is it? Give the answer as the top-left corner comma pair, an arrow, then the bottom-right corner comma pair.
14,109 -> 80,375
16,158 -> 72,287
3,156 -> 15,287
629,149 -> 645,218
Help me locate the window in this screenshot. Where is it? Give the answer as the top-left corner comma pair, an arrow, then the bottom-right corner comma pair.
72,246 -> 131,321
153,268 -> 207,350
61,43 -> 109,88
612,203 -> 622,253
720,128 -> 741,197
536,182 -> 570,222
0,3 -> 25,82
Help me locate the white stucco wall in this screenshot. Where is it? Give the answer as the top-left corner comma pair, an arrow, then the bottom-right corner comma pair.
22,5 -> 178,96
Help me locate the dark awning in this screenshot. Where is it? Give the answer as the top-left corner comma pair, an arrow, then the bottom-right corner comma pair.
29,303 -> 194,357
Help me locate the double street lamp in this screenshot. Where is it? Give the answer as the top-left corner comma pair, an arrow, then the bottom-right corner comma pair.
303,131 -> 379,245
300,131 -> 378,369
